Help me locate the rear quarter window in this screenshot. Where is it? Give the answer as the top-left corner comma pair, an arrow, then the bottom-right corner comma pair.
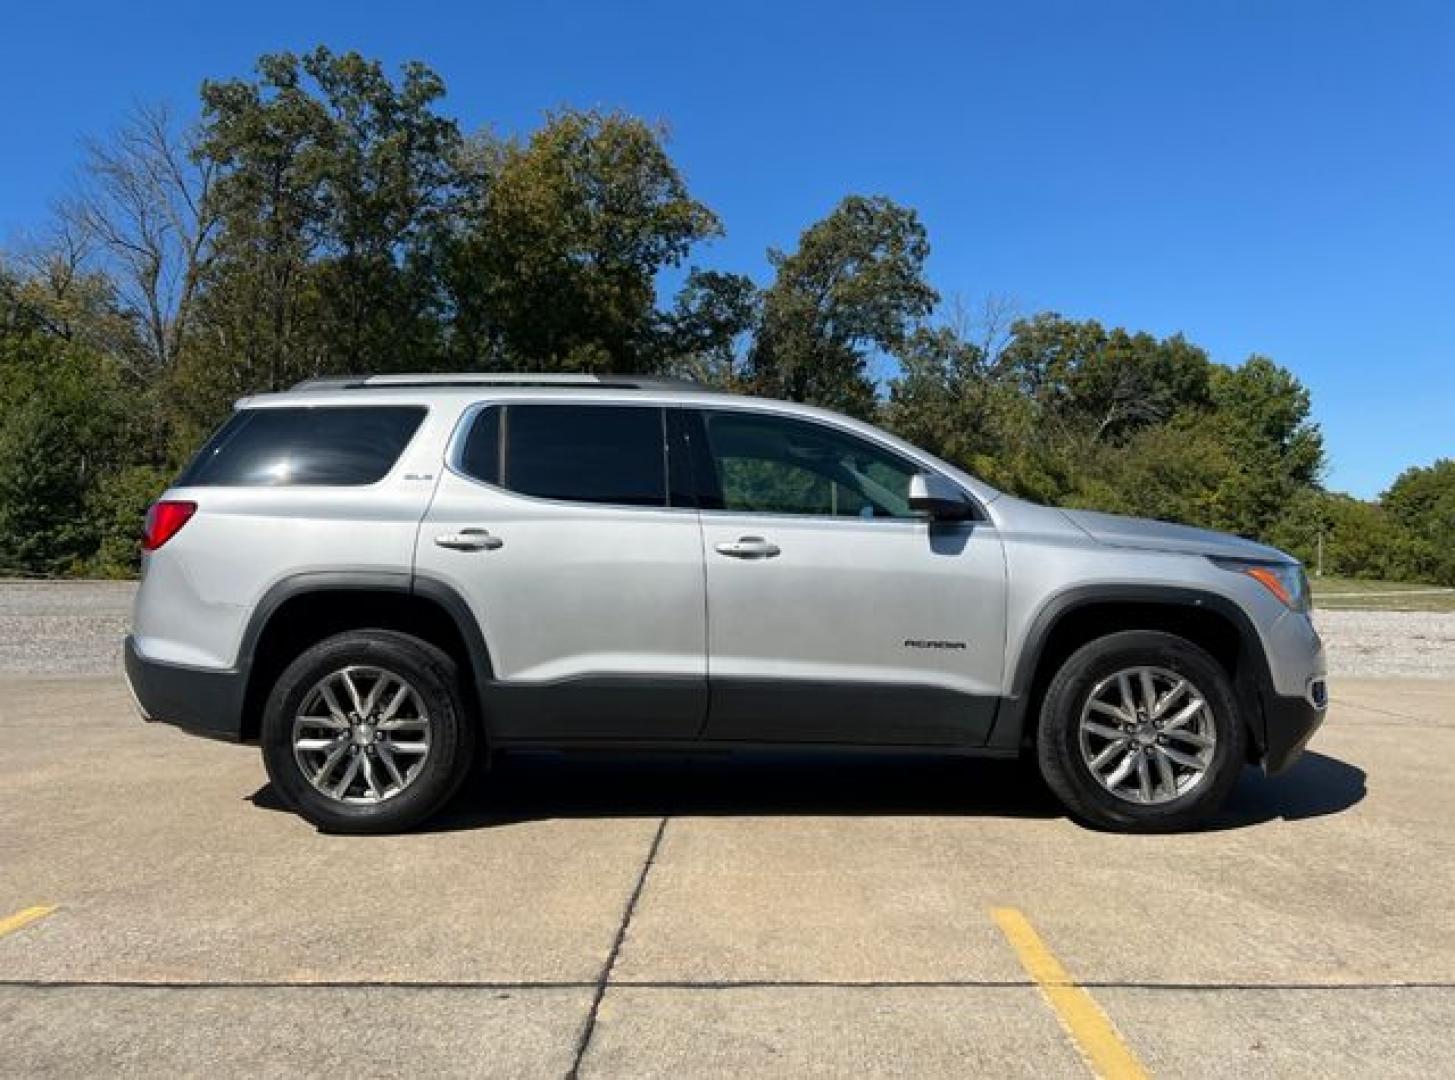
177,406 -> 427,487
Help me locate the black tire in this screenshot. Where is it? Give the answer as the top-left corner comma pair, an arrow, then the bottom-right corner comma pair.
261,630 -> 477,834
1035,630 -> 1246,833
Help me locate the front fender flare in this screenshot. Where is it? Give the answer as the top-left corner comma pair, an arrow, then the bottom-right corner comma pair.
984,584 -> 1274,755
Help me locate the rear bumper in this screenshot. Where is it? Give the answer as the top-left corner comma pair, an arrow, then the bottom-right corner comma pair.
1260,688 -> 1327,775
124,636 -> 248,742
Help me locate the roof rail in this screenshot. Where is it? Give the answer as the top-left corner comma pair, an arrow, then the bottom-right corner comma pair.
289,372 -> 707,392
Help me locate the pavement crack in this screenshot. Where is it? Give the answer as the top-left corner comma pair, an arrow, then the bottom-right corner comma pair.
1331,698 -> 1445,725
2,976 -> 1451,993
0,978 -> 595,991
567,815 -> 669,1079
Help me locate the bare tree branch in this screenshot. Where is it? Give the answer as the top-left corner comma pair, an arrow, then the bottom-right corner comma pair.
64,102 -> 217,371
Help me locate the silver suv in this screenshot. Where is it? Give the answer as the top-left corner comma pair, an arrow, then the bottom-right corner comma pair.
124,374 -> 1327,833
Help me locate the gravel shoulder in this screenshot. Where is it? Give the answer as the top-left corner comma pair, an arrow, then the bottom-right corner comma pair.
2,579 -> 1451,680
1313,608 -> 1455,679
0,581 -> 134,677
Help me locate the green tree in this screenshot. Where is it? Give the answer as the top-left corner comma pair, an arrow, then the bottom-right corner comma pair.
661,268 -> 759,385
750,195 -> 937,417
1317,494 -> 1420,580
0,322 -> 133,574
997,314 -> 1212,442
1206,356 -> 1324,538
178,47 -> 461,429
885,324 -> 998,466
1382,459 -> 1455,583
443,109 -> 721,371
1097,421 -> 1237,529
1264,487 -> 1330,570
84,465 -> 173,577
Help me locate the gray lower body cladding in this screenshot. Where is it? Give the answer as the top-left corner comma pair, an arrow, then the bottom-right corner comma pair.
125,637 -> 1001,751
125,636 -> 1321,773
1259,691 -> 1327,775
124,636 -> 248,742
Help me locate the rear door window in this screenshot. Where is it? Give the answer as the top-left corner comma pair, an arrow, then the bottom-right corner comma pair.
457,404 -> 669,507
178,406 -> 426,486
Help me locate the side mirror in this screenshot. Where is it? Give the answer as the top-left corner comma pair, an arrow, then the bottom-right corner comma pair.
908,472 -> 973,520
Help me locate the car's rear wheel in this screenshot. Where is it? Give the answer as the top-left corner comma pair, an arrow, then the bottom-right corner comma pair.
1035,630 -> 1246,832
261,630 -> 476,833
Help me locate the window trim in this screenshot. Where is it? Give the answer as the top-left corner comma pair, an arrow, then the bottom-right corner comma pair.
443,397 -> 986,523
447,400 -> 687,513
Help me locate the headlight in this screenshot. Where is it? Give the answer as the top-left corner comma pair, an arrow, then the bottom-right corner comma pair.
1211,558 -> 1310,613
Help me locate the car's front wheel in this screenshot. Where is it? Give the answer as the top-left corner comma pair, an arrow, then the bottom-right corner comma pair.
1035,630 -> 1246,832
261,630 -> 476,833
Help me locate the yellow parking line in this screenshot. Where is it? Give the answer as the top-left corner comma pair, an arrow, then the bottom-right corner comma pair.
992,907 -> 1149,1080
0,905 -> 57,940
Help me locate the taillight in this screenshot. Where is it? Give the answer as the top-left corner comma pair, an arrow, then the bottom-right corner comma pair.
142,500 -> 197,552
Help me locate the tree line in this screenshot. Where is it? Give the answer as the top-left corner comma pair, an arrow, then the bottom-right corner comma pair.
1,46 -> 1450,583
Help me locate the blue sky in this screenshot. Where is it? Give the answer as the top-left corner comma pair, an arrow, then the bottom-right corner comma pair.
3,0 -> 1451,497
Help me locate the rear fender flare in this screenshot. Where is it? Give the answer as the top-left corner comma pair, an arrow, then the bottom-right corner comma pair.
237,571 -> 496,740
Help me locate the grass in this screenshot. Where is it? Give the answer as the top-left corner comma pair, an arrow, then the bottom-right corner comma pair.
1310,574 -> 1455,613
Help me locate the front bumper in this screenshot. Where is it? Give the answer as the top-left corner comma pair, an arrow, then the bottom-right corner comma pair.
124,636 -> 248,742
1260,688 -> 1327,775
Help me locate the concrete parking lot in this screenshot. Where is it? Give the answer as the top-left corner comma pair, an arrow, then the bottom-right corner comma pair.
2,583 -> 1454,1077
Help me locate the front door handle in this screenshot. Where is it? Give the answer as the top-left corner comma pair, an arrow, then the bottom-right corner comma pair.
434,528 -> 504,552
715,536 -> 780,559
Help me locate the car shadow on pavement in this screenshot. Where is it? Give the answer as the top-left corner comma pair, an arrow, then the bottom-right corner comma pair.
439,752 -> 1067,829
1211,750 -> 1367,830
249,748 -> 1365,833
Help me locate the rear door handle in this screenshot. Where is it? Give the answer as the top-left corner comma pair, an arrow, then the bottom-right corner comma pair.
714,536 -> 780,559
434,528 -> 504,552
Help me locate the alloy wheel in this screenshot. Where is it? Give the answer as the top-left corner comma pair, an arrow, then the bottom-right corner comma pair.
1077,665 -> 1217,805
291,665 -> 432,804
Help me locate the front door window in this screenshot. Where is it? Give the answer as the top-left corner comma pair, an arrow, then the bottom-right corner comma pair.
700,409 -> 919,519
